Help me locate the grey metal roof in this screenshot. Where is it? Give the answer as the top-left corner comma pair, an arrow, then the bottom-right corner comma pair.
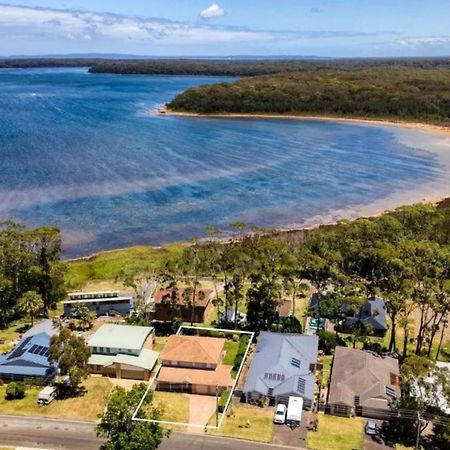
0,320 -> 58,378
344,297 -> 387,332
243,332 -> 318,401
63,296 -> 133,305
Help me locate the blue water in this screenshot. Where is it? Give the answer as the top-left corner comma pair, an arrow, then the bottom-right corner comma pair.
0,68 -> 441,256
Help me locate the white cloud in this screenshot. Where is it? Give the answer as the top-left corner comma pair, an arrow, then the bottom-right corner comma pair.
394,36 -> 450,47
200,4 -> 225,19
0,3 -> 396,55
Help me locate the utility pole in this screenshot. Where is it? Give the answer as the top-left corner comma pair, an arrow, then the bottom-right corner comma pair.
415,411 -> 421,450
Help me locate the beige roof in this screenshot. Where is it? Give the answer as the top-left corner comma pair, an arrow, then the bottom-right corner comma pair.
160,335 -> 225,365
158,365 -> 233,388
327,346 -> 400,410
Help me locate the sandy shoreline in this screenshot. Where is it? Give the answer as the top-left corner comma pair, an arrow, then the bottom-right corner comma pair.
158,107 -> 450,138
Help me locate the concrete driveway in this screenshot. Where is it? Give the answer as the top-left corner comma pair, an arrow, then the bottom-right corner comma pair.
186,394 -> 217,432
272,411 -> 310,447
364,419 -> 395,450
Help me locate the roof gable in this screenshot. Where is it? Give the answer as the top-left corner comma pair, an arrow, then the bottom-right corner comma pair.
328,347 -> 400,408
88,324 -> 153,351
160,335 -> 225,365
243,332 -> 318,400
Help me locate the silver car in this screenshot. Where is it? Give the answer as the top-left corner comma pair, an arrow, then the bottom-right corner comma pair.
365,419 -> 377,435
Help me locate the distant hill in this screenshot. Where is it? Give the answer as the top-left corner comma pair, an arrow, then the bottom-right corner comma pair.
1,56 -> 449,77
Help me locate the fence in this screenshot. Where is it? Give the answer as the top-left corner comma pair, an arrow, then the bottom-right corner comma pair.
317,401 -> 450,425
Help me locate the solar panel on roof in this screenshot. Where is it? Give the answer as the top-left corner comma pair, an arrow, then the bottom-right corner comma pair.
7,336 -> 33,360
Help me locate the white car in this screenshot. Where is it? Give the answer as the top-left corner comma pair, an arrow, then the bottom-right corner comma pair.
365,419 -> 377,435
273,403 -> 287,424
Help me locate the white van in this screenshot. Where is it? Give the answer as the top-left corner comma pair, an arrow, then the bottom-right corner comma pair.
37,386 -> 57,405
273,403 -> 287,424
286,396 -> 303,426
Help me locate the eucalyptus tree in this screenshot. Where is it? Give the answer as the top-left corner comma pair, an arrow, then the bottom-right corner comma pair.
27,226 -> 66,315
280,248 -> 309,318
369,242 -> 414,353
18,290 -> 44,325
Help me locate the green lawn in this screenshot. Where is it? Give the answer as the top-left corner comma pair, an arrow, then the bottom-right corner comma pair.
154,336 -> 168,353
65,243 -> 186,288
222,339 -> 240,365
206,404 -> 274,442
0,377 -> 112,421
307,414 -> 364,450
321,355 -> 333,388
150,391 -> 190,424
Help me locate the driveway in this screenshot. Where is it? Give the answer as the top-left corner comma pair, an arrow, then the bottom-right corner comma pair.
364,420 -> 395,450
186,394 -> 217,432
272,411 -> 310,447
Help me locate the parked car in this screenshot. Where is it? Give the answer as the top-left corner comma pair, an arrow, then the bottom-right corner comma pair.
273,403 -> 287,424
365,419 -> 378,435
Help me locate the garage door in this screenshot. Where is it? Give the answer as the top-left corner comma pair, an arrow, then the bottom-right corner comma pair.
121,369 -> 145,380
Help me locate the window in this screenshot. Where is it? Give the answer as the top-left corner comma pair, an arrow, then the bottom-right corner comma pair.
297,377 -> 306,394
354,396 -> 360,406
385,386 -> 396,397
390,373 -> 399,386
291,357 -> 301,369
264,373 -> 269,379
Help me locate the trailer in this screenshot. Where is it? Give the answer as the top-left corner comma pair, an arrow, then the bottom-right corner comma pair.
37,386 -> 57,405
286,396 -> 303,428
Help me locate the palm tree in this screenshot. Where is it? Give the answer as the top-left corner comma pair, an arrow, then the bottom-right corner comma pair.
18,290 -> 44,325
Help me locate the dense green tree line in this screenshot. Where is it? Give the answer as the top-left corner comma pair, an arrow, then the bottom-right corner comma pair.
2,57 -> 450,73
88,58 -> 450,76
0,222 -> 66,326
168,68 -> 450,124
157,202 -> 450,360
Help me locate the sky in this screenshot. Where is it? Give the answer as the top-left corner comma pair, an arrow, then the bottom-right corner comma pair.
1,1 -> 450,57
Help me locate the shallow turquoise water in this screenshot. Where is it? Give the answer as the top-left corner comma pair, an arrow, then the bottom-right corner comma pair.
0,68 -> 440,256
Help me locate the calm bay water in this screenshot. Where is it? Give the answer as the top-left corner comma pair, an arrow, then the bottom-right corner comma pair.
0,68 -> 444,256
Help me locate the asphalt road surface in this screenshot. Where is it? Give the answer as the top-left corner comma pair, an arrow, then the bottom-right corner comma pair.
0,415 -> 303,450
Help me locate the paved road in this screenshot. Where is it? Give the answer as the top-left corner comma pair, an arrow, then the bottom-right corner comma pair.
0,415 -> 302,450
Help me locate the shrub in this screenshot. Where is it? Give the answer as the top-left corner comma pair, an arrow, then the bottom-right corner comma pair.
317,330 -> 345,354
232,335 -> 250,373
218,390 -> 231,413
5,381 -> 26,400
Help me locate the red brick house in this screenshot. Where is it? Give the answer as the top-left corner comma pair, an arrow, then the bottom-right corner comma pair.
157,335 -> 233,395
153,288 -> 214,323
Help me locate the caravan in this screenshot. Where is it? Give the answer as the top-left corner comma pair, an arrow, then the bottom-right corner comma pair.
286,396 -> 303,427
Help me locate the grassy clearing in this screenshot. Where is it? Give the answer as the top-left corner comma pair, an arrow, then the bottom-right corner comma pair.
154,336 -> 168,353
321,355 -> 333,388
65,243 -> 186,288
222,339 -> 240,366
0,376 -> 112,421
307,414 -> 364,450
206,404 -> 274,442
150,391 -> 190,424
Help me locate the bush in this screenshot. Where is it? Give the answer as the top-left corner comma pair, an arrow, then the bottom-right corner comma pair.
218,390 -> 231,413
5,381 -> 26,400
317,330 -> 345,354
232,335 -> 250,373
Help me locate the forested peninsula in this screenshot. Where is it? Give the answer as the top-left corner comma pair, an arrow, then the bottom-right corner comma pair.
167,68 -> 450,124
1,56 -> 450,74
